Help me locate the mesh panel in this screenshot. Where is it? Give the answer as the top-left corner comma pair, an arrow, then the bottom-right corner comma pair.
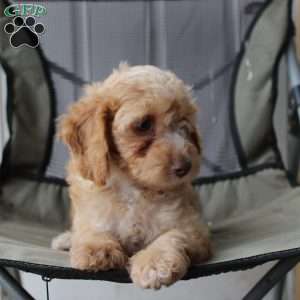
40,0 -> 263,179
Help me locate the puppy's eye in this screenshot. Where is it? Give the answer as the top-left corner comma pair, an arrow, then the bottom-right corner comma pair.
133,116 -> 154,134
178,123 -> 191,137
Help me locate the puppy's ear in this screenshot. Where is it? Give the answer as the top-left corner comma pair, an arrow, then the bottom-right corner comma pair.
190,128 -> 202,154
188,102 -> 202,154
58,92 -> 112,186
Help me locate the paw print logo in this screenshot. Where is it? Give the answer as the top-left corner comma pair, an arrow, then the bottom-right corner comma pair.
4,16 -> 45,48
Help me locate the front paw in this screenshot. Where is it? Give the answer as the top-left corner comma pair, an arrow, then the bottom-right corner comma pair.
71,241 -> 128,271
129,248 -> 190,289
51,231 -> 71,251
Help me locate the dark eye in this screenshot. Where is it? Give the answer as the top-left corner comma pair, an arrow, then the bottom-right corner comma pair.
178,123 -> 190,137
134,116 -> 154,134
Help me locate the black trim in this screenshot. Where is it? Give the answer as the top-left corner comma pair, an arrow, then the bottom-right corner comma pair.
0,247 -> 300,282
11,172 -> 68,186
7,162 -> 284,187
47,59 -> 89,86
193,59 -> 235,91
47,53 -> 235,92
193,162 -> 282,186
244,2 -> 265,15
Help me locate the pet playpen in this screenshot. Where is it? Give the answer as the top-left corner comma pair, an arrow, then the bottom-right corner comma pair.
0,0 -> 300,299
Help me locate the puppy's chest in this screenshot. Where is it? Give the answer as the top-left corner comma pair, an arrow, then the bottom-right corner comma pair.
91,180 -> 184,254
116,187 -> 182,254
119,205 -> 150,254
118,192 -> 164,253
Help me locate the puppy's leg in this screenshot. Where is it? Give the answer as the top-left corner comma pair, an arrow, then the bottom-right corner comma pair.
130,229 -> 212,289
71,231 -> 128,271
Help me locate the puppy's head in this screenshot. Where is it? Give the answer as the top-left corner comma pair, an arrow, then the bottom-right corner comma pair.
59,64 -> 201,190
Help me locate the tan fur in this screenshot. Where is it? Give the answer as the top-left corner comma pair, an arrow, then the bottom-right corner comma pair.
55,64 -> 212,289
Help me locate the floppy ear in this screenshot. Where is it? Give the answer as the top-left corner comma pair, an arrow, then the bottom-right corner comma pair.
188,102 -> 202,154
58,94 -> 111,186
190,128 -> 202,154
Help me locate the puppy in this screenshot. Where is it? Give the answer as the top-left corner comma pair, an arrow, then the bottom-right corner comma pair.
55,63 -> 212,289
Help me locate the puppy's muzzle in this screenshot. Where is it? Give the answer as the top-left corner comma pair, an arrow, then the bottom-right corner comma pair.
173,158 -> 192,178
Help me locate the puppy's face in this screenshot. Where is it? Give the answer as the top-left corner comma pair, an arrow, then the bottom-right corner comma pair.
60,64 -> 201,190
112,77 -> 201,190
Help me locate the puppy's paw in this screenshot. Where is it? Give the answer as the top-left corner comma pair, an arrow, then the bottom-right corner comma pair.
129,248 -> 189,289
190,235 -> 213,264
71,240 -> 128,271
51,231 -> 71,251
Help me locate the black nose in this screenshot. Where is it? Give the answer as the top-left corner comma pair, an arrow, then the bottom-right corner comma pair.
174,159 -> 192,178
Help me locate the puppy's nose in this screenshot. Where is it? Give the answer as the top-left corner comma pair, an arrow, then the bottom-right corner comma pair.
174,158 -> 192,178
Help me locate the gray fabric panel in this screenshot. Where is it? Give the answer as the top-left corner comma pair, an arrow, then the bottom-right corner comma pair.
164,1 -> 241,176
199,168 -> 291,223
43,0 -> 261,179
235,0 -> 289,164
0,178 -> 69,228
88,2 -> 147,79
0,220 -> 67,267
39,1 -> 82,178
44,1 -> 149,178
0,169 -> 297,271
210,186 -> 300,264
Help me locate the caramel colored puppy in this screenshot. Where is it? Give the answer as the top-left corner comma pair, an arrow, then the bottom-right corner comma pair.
56,64 -> 212,289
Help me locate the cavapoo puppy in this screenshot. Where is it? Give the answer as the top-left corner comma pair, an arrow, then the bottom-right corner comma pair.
53,63 -> 212,289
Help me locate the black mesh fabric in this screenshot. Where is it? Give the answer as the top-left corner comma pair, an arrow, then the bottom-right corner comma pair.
38,0 -> 264,179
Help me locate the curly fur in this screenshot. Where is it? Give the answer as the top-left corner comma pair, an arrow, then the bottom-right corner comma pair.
53,63 -> 212,289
